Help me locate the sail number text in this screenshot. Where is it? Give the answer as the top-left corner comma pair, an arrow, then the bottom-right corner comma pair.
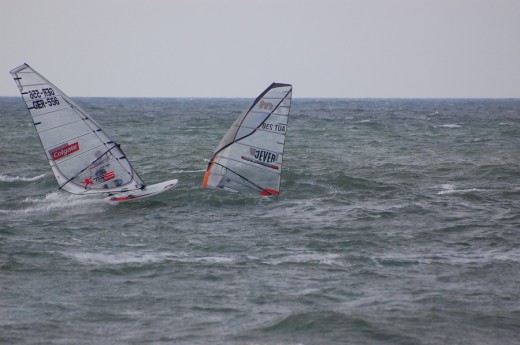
261,122 -> 286,133
28,87 -> 60,109
32,97 -> 60,109
28,88 -> 55,99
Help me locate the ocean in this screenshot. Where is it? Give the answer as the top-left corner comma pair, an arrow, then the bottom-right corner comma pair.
1,97 -> 519,344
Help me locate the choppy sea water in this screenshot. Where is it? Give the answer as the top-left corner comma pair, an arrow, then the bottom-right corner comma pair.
1,97 -> 520,345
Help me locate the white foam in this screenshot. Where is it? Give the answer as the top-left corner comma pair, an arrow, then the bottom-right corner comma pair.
266,252 -> 345,267
188,256 -> 235,264
20,192 -> 106,214
63,250 -> 237,266
64,251 -> 170,265
437,184 -> 481,195
169,169 -> 205,173
0,173 -> 47,182
373,249 -> 520,266
439,184 -> 455,192
438,124 -> 462,128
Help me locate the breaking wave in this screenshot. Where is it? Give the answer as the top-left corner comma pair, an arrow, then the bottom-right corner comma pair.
19,192 -> 107,214
0,173 -> 47,182
437,184 -> 482,195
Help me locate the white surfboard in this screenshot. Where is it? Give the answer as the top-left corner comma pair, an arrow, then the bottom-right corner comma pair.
10,63 -> 178,204
104,179 -> 178,205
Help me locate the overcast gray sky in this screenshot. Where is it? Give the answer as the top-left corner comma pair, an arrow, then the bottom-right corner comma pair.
1,0 -> 519,98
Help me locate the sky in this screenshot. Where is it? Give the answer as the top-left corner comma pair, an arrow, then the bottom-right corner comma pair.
1,0 -> 519,98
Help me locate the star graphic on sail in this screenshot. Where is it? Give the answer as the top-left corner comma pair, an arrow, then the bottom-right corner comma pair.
82,177 -> 93,190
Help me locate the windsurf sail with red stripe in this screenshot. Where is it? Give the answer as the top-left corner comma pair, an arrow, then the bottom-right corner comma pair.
202,82 -> 292,196
10,63 -> 146,195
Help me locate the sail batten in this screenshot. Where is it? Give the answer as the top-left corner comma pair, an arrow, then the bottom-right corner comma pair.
202,82 -> 292,196
36,119 -> 86,133
41,131 -> 94,151
31,107 -> 70,117
10,63 -> 146,195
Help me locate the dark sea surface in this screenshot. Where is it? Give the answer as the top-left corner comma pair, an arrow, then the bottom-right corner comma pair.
1,97 -> 520,345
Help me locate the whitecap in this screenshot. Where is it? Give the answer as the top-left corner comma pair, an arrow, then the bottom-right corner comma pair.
63,251 -> 171,265
189,256 -> 235,263
169,169 -> 206,173
438,124 -> 462,128
173,254 -> 237,264
266,252 -> 345,267
20,192 -> 106,214
437,184 -> 481,195
439,184 -> 455,192
0,173 -> 47,182
62,250 -> 236,266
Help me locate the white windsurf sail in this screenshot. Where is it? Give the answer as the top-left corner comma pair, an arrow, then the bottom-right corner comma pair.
10,63 -> 146,195
202,82 -> 292,196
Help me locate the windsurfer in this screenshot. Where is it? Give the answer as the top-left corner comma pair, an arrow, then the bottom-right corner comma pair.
90,150 -> 110,188
89,150 -> 123,188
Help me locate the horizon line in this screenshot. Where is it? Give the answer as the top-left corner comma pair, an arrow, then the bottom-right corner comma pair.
1,95 -> 519,100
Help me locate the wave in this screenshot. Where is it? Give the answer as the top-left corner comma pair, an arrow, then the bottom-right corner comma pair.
63,251 -> 172,266
437,184 -> 481,195
438,124 -> 462,128
169,169 -> 206,173
62,250 -> 237,266
260,310 -> 351,333
0,173 -> 47,182
371,248 -> 520,266
253,309 -> 420,343
263,252 -> 345,267
19,192 -> 106,214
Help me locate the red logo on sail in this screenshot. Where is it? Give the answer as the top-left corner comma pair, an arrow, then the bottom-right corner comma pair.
49,142 -> 80,160
259,100 -> 273,110
103,171 -> 116,181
